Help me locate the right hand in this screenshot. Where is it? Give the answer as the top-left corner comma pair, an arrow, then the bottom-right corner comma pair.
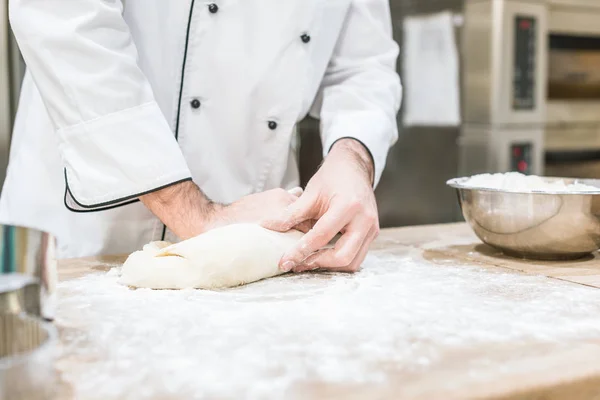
140,181 -> 303,240
204,187 -> 304,231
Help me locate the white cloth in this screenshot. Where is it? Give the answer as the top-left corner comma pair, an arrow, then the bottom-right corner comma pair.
1,0 -> 401,258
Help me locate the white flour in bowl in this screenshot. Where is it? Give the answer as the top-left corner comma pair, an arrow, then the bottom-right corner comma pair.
461,172 -> 598,193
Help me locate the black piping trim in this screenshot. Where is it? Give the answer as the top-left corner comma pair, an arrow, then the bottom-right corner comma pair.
65,192 -> 140,213
174,1 -> 196,141
64,170 -> 192,212
158,0 -> 196,240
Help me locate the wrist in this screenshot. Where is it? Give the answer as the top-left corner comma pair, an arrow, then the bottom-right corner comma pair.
140,180 -> 219,239
329,138 -> 375,185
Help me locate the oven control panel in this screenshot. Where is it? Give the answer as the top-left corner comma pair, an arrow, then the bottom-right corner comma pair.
513,16 -> 537,110
510,143 -> 533,174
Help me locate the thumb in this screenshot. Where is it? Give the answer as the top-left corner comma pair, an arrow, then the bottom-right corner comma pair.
261,193 -> 314,232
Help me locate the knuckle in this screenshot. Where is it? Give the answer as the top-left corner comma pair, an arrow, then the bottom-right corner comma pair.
372,224 -> 381,238
366,212 -> 379,226
345,198 -> 363,213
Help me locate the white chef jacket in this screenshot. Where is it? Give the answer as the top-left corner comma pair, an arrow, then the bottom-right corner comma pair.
0,0 -> 401,259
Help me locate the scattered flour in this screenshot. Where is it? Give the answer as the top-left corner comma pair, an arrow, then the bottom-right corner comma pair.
55,251 -> 600,399
460,172 -> 598,193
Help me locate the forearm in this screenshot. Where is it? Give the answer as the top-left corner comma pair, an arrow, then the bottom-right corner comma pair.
139,181 -> 222,240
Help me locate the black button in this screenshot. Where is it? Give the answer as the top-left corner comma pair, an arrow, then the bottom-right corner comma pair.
300,33 -> 311,43
208,3 -> 218,13
268,121 -> 277,130
190,99 -> 201,109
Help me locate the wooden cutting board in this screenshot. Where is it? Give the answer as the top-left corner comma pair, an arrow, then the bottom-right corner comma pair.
375,223 -> 600,289
54,223 -> 600,400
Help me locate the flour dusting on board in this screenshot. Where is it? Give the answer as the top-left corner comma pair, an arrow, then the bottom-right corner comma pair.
461,172 -> 598,192
56,252 -> 600,399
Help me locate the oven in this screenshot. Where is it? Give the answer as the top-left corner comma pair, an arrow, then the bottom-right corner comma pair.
545,1 -> 600,178
460,0 -> 600,179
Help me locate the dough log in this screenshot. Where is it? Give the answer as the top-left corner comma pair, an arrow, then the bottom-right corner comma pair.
119,224 -> 304,289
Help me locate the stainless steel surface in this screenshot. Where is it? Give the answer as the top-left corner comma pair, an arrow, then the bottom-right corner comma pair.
448,176 -> 600,260
462,0 -> 493,124
0,313 -> 58,400
460,0 -> 600,178
545,0 -> 600,152
549,0 -> 600,36
0,225 -> 57,320
462,0 -> 548,125
460,0 -> 547,177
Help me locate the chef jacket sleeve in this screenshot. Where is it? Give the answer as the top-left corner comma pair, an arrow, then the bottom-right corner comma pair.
9,0 -> 192,211
309,0 -> 401,188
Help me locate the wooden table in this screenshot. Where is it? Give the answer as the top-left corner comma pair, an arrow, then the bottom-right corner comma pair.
54,223 -> 600,400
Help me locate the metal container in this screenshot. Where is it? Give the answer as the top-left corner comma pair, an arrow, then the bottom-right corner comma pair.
447,177 -> 600,260
0,313 -> 58,400
0,225 -> 57,320
0,274 -> 41,316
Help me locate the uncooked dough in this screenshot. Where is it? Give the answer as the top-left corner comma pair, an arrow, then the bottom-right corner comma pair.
119,224 -> 304,289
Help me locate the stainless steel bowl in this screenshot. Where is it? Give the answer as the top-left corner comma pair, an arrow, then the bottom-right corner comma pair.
0,225 -> 57,320
0,313 -> 58,400
447,176 -> 600,260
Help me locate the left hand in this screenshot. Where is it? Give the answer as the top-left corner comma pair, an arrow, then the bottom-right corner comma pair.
262,138 -> 379,273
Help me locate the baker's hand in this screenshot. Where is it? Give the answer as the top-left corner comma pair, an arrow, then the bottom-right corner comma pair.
141,181 -> 302,240
205,187 -> 303,231
262,138 -> 379,273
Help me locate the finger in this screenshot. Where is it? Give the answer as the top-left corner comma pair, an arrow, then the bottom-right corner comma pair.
339,236 -> 372,273
261,194 -> 315,232
293,219 -> 317,234
280,206 -> 353,271
292,249 -> 329,273
308,231 -> 366,270
292,248 -> 327,273
294,219 -> 371,271
293,264 -> 321,273
287,187 -> 303,197
305,229 -> 374,273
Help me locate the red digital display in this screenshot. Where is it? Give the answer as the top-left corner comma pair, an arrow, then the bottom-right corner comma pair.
513,147 -> 522,157
517,160 -> 528,172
